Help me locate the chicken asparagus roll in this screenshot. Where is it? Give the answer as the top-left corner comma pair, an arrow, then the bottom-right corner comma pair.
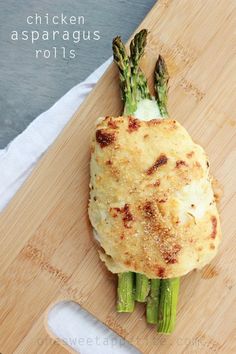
88,30 -> 221,332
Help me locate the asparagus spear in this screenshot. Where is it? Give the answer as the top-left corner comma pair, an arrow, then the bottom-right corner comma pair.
135,273 -> 150,302
117,272 -> 135,312
146,279 -> 160,324
130,29 -> 152,102
113,30 -> 150,312
129,30 -> 152,304
112,36 -> 136,115
113,29 -> 151,114
157,278 -> 180,333
113,33 -> 180,329
135,55 -> 171,322
154,55 -> 180,334
155,55 -> 169,117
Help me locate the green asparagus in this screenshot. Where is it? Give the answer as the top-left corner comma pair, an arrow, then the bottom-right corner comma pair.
154,54 -> 180,334
113,30 -> 150,312
113,30 -> 180,331
154,54 -> 169,117
130,29 -> 152,102
117,272 -> 135,312
157,278 -> 180,333
113,29 -> 151,115
135,274 -> 150,302
146,279 -> 160,324
112,36 -> 135,115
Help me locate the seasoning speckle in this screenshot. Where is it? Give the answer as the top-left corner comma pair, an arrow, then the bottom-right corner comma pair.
122,204 -> 133,228
110,204 -> 133,228
162,244 -> 181,264
143,201 -> 155,218
107,118 -> 118,129
96,129 -> 115,148
146,154 -> 168,175
105,160 -> 113,165
155,266 -> 165,278
128,116 -> 141,132
210,243 -> 215,250
153,180 -> 160,187
187,151 -> 194,158
211,216 -> 217,239
176,160 -> 187,168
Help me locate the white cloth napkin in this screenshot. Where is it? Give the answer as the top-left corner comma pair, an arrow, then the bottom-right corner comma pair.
0,57 -> 139,354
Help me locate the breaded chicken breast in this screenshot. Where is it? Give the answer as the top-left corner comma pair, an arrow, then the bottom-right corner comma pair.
88,115 -> 221,279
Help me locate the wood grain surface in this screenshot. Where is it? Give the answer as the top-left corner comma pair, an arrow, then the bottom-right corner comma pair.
0,0 -> 235,353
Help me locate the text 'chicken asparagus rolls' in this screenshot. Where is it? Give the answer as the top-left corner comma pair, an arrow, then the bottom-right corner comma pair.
88,29 -> 222,333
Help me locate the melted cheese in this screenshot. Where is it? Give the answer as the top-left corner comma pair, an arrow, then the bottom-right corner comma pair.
175,179 -> 214,224
134,98 -> 161,120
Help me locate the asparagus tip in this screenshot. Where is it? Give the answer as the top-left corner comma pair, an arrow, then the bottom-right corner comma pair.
156,55 -> 169,82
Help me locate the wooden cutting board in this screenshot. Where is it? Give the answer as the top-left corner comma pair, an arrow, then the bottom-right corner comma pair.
0,1 -> 235,353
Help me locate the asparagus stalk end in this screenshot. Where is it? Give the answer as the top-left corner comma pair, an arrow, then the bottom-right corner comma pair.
116,272 -> 135,312
135,273 -> 150,302
157,278 -> 180,333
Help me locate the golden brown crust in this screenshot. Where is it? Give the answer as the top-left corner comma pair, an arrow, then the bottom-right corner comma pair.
88,116 -> 222,278
212,177 -> 223,204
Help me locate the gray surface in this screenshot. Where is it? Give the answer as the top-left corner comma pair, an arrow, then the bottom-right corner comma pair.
0,0 -> 156,148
